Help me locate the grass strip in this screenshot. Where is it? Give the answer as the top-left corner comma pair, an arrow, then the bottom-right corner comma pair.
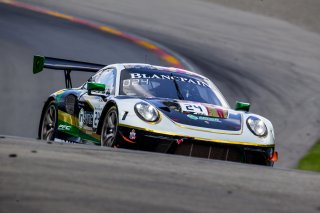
297,139 -> 320,172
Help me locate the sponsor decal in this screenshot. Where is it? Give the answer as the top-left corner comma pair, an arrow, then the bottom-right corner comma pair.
93,106 -> 103,129
78,108 -> 84,128
187,114 -> 221,123
129,73 -> 209,87
129,129 -> 136,140
79,108 -> 93,128
187,114 -> 199,120
204,106 -> 229,119
84,113 -> 93,127
199,116 -> 221,123
58,124 -> 72,131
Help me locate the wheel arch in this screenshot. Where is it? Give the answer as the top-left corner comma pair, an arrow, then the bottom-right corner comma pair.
96,100 -> 118,135
38,97 -> 56,139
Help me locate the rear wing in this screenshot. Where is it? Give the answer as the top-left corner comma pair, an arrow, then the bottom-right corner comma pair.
33,55 -> 106,88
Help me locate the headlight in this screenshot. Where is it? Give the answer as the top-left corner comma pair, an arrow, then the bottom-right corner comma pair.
134,102 -> 159,122
246,116 -> 268,137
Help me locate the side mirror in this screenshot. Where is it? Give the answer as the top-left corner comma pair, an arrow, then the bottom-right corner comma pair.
87,82 -> 106,95
235,101 -> 250,112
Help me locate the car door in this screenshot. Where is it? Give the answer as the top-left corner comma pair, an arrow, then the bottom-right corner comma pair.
78,68 -> 116,142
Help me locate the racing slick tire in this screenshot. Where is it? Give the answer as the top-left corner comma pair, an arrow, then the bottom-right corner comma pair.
40,101 -> 58,141
100,106 -> 120,147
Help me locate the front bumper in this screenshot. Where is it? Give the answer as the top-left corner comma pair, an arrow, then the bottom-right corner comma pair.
118,125 -> 276,166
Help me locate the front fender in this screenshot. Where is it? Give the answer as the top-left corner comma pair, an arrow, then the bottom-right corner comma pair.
96,99 -> 117,135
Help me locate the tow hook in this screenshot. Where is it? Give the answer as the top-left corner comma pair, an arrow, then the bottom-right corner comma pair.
268,151 -> 278,162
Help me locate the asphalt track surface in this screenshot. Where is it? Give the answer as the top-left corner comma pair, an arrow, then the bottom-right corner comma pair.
0,0 -> 319,168
1,137 -> 320,213
0,0 -> 320,212
0,3 -> 169,139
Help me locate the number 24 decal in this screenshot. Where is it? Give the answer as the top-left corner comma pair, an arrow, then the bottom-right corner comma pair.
181,103 -> 208,115
93,111 -> 101,128
185,104 -> 203,111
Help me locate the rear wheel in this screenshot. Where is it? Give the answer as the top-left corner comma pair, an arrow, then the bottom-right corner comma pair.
101,106 -> 119,147
40,102 -> 57,141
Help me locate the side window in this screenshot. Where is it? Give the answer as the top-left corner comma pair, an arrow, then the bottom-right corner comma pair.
93,68 -> 116,95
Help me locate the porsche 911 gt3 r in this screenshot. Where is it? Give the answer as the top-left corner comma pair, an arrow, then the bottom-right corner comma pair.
34,55 -> 278,166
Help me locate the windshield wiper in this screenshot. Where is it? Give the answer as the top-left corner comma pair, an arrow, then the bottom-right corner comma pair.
171,73 -> 184,100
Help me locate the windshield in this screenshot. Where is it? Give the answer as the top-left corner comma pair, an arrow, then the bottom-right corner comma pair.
120,67 -> 228,106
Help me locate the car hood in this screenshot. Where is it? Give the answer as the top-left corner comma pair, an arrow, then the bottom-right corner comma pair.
143,98 -> 242,132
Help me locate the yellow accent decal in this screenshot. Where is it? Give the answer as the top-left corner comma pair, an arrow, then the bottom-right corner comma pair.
172,121 -> 243,135
58,110 -> 78,126
91,133 -> 100,140
54,89 -> 65,96
83,95 -> 102,110
119,124 -> 182,136
85,100 -> 94,110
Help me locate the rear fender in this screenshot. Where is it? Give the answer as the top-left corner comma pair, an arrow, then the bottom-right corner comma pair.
38,96 -> 56,139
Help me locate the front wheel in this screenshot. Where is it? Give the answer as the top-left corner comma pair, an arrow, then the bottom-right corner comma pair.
101,106 -> 120,147
40,101 -> 57,141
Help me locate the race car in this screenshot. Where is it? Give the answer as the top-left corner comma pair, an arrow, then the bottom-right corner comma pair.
34,55 -> 278,166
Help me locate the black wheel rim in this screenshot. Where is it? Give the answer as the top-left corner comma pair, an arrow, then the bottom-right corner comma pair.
101,110 -> 117,147
41,104 -> 56,141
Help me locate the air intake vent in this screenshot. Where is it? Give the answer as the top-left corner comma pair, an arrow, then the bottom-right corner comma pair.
174,142 -> 244,163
